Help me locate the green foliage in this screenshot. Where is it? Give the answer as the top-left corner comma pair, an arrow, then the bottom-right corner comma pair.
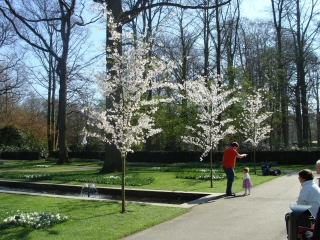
0,125 -> 24,147
0,125 -> 47,155
69,139 -> 105,152
24,133 -> 47,152
153,101 -> 200,151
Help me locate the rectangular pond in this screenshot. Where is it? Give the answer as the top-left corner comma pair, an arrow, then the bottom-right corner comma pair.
0,180 -> 220,207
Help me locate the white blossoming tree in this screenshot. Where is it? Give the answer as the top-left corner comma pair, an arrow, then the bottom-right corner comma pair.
240,90 -> 272,174
84,16 -> 176,213
182,76 -> 239,188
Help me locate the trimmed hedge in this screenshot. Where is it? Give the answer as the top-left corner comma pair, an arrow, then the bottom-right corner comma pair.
50,151 -> 104,160
129,151 -> 320,164
1,152 -> 40,160
127,151 -> 206,163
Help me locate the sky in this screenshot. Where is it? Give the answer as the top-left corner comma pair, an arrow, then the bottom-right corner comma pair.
89,0 -> 272,45
242,0 -> 271,19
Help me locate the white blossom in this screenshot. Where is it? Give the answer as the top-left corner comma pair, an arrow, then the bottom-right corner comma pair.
240,90 -> 272,148
182,76 -> 238,161
84,12 -> 177,157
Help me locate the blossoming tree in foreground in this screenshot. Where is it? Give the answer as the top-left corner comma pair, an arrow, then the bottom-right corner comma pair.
240,90 -> 272,174
182,76 -> 239,188
84,16 -> 176,213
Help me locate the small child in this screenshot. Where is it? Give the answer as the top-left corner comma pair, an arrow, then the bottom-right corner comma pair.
242,167 -> 253,195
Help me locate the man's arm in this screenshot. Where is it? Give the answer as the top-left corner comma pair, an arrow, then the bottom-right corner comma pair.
236,154 -> 247,158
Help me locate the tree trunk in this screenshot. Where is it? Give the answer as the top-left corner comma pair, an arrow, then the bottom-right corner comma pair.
210,148 -> 213,188
121,154 -> 126,213
271,0 -> 289,147
295,0 -> 309,147
215,0 -> 223,150
317,112 -> 320,147
316,75 -> 320,147
56,61 -> 69,164
52,63 -> 57,151
48,36 -> 57,157
295,84 -> 303,145
253,146 -> 256,175
300,66 -> 309,146
47,48 -> 54,157
100,0 -> 123,173
143,4 -> 153,151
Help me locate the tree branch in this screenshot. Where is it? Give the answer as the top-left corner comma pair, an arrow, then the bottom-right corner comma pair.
93,0 -> 231,24
123,0 -> 231,24
0,1 -> 59,59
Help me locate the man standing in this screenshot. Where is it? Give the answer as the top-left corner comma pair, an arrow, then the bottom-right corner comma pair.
222,142 -> 247,196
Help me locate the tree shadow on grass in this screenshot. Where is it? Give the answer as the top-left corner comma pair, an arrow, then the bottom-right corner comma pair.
1,226 -> 33,240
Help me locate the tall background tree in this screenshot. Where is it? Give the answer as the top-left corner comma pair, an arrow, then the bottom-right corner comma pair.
0,0 -> 101,163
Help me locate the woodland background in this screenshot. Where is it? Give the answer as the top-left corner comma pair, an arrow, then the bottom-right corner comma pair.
0,0 -> 320,160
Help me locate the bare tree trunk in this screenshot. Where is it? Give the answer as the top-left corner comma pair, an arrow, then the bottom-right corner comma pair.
253,146 -> 256,175
57,61 -> 69,164
100,0 -> 123,173
121,154 -> 126,213
295,0 -> 307,145
295,84 -> 303,145
271,0 -> 289,147
52,63 -> 57,151
317,112 -> 320,147
215,0 -> 222,150
143,1 -> 154,151
225,0 -> 240,87
316,74 -> 320,147
288,0 -> 319,147
299,63 -> 309,146
203,6 -> 209,78
47,46 -> 54,156
210,148 -> 213,188
47,34 -> 57,157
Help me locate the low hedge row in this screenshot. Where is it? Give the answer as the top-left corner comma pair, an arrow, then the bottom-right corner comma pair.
50,151 -> 104,160
128,151 -> 320,164
1,152 -> 41,160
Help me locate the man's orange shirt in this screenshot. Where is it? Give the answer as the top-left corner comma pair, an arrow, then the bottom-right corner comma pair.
222,147 -> 238,168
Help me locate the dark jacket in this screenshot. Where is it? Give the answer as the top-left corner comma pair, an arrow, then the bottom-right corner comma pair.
303,206 -> 320,240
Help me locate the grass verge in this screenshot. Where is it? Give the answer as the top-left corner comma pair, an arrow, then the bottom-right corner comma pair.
0,193 -> 189,240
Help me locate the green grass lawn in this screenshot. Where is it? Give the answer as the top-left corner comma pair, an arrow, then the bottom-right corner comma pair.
0,193 -> 189,240
0,159 -> 315,239
0,160 -> 315,193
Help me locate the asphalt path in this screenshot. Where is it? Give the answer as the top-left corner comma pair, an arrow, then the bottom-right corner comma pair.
122,171 -> 305,240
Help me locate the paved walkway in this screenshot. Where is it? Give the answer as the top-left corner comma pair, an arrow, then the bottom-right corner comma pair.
122,171 -> 304,240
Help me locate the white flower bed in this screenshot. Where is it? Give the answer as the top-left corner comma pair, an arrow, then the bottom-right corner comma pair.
2,210 -> 68,229
33,165 -> 51,168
